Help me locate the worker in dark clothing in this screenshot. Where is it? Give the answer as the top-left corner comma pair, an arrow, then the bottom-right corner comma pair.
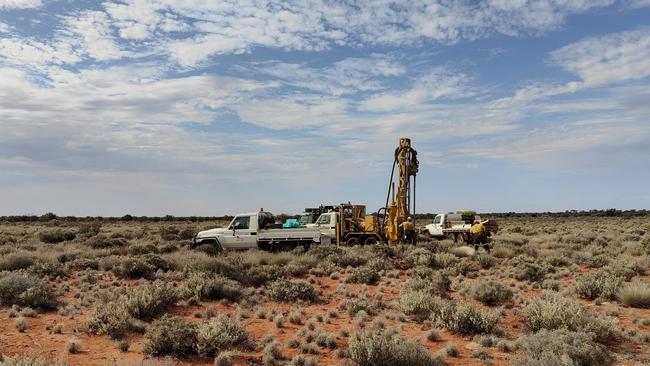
399,217 -> 416,244
470,219 -> 489,253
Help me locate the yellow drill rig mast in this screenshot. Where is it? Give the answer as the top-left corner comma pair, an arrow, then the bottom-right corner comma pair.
383,137 -> 419,243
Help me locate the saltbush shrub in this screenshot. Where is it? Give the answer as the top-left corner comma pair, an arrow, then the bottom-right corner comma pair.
85,301 -> 131,339
606,258 -> 645,281
342,296 -> 381,317
89,236 -> 129,249
430,300 -> 498,335
143,315 -> 197,356
575,271 -> 623,300
195,314 -> 251,356
0,271 -> 58,309
184,273 -> 243,302
345,266 -> 380,284
523,291 -> 618,342
348,329 -> 444,366
510,255 -> 548,282
267,279 -> 317,303
399,292 -> 447,321
513,329 -> 613,366
115,257 -> 155,279
39,229 -> 76,244
123,281 -> 179,321
245,265 -> 286,286
128,244 -> 159,256
470,280 -> 513,305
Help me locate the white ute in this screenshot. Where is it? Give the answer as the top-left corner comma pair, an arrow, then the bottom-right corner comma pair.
192,211 -> 323,252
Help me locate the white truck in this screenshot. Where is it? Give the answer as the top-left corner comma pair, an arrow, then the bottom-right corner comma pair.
421,212 -> 498,243
192,211 -> 324,252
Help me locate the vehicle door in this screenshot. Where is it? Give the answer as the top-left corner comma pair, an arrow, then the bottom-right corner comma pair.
427,214 -> 444,236
221,215 -> 256,249
315,213 -> 336,237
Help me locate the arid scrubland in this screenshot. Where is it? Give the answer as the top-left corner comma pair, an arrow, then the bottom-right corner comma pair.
0,215 -> 648,366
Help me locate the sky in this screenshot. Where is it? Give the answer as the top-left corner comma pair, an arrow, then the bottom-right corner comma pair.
1,0 -> 650,216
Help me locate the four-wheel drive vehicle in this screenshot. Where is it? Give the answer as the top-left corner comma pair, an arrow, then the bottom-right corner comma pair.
421,211 -> 498,243
299,205 -> 336,227
192,211 -> 322,252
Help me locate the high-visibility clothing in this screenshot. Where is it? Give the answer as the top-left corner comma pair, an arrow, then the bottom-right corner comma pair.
399,221 -> 415,231
470,223 -> 485,234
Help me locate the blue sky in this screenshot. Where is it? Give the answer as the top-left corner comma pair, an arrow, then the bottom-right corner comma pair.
1,0 -> 650,216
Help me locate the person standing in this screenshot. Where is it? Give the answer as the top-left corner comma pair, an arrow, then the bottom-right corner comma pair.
470,219 -> 489,253
399,217 -> 416,244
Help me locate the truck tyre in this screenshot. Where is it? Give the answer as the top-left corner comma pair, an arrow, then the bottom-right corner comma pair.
277,242 -> 295,252
346,237 -> 359,246
446,233 -> 456,242
194,239 -> 222,256
363,237 -> 377,245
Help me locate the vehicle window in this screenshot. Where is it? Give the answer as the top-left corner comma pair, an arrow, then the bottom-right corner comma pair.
316,215 -> 331,225
433,215 -> 442,224
230,216 -> 250,230
299,215 -> 310,225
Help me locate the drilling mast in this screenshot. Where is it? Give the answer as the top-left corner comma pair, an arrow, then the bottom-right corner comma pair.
384,137 -> 419,243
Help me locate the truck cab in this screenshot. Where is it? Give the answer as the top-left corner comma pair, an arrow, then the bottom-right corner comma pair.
194,212 -> 262,250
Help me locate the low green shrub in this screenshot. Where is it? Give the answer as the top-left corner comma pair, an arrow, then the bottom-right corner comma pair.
510,255 -> 548,282
513,329 -> 613,366
619,283 -> 650,308
399,291 -> 447,321
39,229 -> 76,244
128,244 -> 159,256
470,281 -> 513,305
115,257 -> 155,279
523,291 -> 618,342
0,271 -> 58,309
245,264 -> 286,286
0,253 -> 34,271
86,280 -> 178,338
184,273 -> 243,302
345,266 -> 380,284
85,301 -> 131,339
606,258 -> 645,281
267,279 -> 317,303
575,271 -> 623,300
195,314 -> 252,356
89,236 -> 129,249
341,296 -> 382,317
0,355 -> 66,366
143,315 -> 197,356
348,328 -> 444,366
139,254 -> 175,272
430,300 -> 498,335
475,254 -> 496,269
123,281 -> 179,321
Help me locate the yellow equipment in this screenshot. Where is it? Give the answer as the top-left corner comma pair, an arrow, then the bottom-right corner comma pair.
383,137 -> 418,244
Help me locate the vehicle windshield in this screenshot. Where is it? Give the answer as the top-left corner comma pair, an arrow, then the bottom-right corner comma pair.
433,215 -> 442,224
316,214 -> 332,225
229,216 -> 250,230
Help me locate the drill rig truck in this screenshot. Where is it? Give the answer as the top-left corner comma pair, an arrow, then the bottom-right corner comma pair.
312,137 -> 419,245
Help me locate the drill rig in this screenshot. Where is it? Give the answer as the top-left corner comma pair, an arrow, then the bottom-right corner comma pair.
382,137 -> 419,243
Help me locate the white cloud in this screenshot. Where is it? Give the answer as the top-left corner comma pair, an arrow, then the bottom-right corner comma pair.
626,0 -> 650,8
359,67 -> 472,112
0,0 -> 41,8
62,10 -> 128,61
240,55 -> 406,95
550,27 -> 650,86
82,0 -> 616,67
0,21 -> 10,32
